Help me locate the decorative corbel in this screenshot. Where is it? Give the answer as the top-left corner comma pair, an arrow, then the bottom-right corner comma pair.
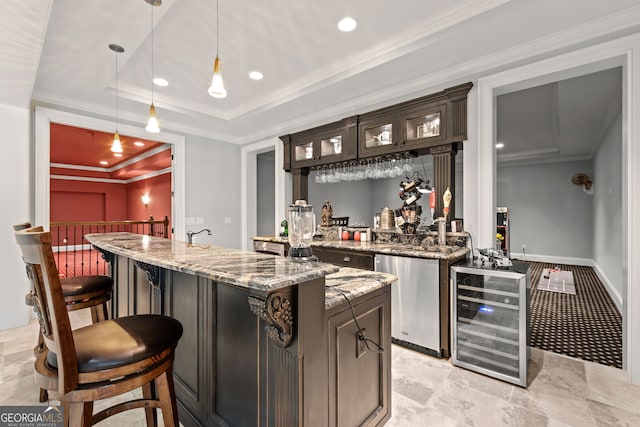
248,291 -> 294,347
93,246 -> 113,264
134,261 -> 161,288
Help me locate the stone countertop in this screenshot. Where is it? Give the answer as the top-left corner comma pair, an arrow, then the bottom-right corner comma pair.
252,235 -> 470,260
324,268 -> 397,310
87,232 -> 339,292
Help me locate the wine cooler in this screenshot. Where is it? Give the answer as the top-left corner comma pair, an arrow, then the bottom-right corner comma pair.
451,261 -> 531,387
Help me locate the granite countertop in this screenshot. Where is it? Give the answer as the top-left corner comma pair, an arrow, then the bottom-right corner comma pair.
252,235 -> 470,260
324,268 -> 397,309
87,232 -> 339,291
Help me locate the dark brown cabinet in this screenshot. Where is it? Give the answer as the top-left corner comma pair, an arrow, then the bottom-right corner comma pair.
357,109 -> 401,158
399,102 -> 448,150
313,246 -> 375,270
327,286 -> 391,426
286,116 -> 358,170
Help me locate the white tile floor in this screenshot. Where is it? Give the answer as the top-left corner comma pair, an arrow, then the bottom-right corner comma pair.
1,310 -> 640,426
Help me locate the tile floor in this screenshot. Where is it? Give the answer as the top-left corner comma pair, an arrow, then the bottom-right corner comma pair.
1,311 -> 640,426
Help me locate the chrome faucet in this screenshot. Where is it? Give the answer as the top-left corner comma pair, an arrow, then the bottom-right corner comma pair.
187,228 -> 212,244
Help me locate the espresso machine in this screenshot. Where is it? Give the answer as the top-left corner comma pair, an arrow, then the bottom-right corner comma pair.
288,200 -> 317,261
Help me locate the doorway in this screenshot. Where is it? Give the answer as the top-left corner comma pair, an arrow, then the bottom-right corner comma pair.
256,150 -> 276,236
475,35 -> 640,383
34,107 -> 186,240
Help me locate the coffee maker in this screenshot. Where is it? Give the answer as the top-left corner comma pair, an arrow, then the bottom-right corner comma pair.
288,200 -> 317,261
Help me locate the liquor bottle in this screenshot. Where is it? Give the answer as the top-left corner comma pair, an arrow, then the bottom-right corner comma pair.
280,219 -> 288,237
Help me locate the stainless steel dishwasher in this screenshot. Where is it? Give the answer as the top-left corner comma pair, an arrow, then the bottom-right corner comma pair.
375,254 -> 441,357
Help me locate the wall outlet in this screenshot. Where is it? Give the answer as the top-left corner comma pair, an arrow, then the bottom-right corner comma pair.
224,217 -> 232,225
196,217 -> 204,225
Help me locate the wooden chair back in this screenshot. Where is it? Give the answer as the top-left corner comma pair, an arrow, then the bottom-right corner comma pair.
14,226 -> 79,394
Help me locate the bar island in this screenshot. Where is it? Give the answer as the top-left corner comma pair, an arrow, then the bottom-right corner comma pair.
86,233 -> 396,427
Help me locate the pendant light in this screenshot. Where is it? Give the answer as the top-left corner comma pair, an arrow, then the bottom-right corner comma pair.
208,0 -> 227,98
145,0 -> 161,133
109,43 -> 124,153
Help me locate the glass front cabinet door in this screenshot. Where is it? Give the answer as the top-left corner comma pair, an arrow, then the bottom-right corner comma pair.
289,116 -> 357,169
400,103 -> 447,149
358,112 -> 401,158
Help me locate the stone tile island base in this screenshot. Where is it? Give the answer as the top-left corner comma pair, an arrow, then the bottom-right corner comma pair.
87,233 -> 396,427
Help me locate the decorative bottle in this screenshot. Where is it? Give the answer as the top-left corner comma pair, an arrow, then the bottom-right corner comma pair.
321,200 -> 333,227
280,219 -> 288,237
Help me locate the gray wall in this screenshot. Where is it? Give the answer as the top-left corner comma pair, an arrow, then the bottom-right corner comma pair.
0,104 -> 33,329
593,111 -> 623,302
308,177 -> 373,226
257,151 -> 275,236
497,160 -> 594,259
184,134 -> 242,249
307,154 -> 463,228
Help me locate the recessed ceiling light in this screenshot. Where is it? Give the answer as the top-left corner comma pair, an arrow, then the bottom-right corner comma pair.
134,141 -> 145,147
496,142 -> 505,149
338,17 -> 357,32
153,78 -> 168,87
249,71 -> 264,80
100,161 -> 108,165
114,153 -> 123,157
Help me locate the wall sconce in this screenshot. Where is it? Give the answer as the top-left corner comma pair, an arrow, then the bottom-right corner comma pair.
571,173 -> 593,195
141,194 -> 151,207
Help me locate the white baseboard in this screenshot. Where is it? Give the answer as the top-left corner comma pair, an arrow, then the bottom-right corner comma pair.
592,263 -> 623,312
509,252 -> 592,266
51,243 -> 92,252
510,252 -> 623,312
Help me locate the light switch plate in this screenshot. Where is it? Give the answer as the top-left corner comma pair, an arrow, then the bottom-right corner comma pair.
224,217 -> 232,225
196,217 -> 204,225
185,217 -> 195,225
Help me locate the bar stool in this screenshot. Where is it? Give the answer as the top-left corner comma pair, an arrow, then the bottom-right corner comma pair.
15,226 -> 183,427
13,222 -> 113,402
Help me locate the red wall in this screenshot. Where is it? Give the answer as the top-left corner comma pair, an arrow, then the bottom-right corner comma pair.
50,179 -> 127,221
127,173 -> 172,226
50,172 -> 172,240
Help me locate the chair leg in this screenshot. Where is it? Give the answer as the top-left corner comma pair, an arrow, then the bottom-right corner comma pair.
142,381 -> 158,427
39,388 -> 48,402
90,306 -> 99,323
65,401 -> 93,427
155,367 -> 179,427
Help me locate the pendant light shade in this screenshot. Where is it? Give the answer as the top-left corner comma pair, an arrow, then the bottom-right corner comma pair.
145,0 -> 161,132
146,104 -> 160,133
208,0 -> 226,98
109,43 -> 125,153
111,131 -> 123,153
208,56 -> 227,98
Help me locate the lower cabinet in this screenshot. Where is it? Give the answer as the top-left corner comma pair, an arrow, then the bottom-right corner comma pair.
327,286 -> 391,426
314,246 -> 375,270
110,254 -> 391,426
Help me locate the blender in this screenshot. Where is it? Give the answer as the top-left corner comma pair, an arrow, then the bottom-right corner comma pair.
288,200 -> 317,261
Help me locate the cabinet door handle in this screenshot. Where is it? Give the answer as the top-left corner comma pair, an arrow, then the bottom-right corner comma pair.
343,256 -> 351,263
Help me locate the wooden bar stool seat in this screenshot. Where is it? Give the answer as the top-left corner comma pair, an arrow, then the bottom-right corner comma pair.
15,226 -> 183,427
14,222 -> 114,402
25,275 -> 113,322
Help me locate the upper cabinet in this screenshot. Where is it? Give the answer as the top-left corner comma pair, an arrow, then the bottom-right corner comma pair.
357,108 -> 401,158
281,82 -> 473,169
282,116 -> 357,171
358,82 -> 472,159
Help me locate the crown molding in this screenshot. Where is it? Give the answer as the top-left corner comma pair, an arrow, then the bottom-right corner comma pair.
51,167 -> 171,185
238,6 -> 640,145
31,93 -> 243,144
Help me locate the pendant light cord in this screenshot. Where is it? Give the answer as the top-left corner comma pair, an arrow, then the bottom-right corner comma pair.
216,0 -> 219,55
150,3 -> 154,103
115,50 -> 119,131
